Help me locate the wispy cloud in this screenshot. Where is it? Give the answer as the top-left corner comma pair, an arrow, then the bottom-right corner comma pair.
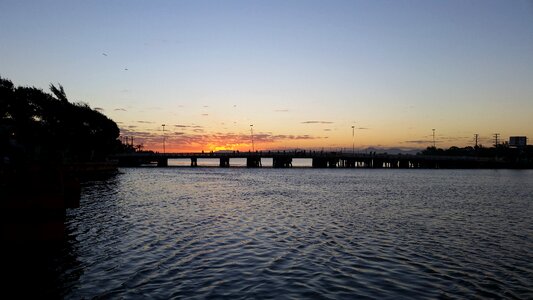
274,109 -> 289,112
301,121 -> 333,124
94,107 -> 104,112
137,120 -> 155,124
174,124 -> 204,129
114,108 -> 127,111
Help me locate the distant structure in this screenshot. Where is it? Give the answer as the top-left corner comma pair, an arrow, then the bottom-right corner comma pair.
509,136 -> 527,148
493,133 -> 500,146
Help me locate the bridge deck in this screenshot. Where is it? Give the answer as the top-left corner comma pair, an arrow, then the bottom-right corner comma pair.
112,151 -> 507,168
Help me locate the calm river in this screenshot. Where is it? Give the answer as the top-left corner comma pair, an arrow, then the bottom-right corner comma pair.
57,167 -> 532,298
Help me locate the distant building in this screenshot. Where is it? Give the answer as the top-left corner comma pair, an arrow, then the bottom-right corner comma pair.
509,136 -> 527,147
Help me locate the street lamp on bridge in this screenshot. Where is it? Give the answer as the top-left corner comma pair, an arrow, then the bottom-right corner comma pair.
432,128 -> 436,148
352,125 -> 355,154
162,124 -> 166,154
250,124 -> 255,152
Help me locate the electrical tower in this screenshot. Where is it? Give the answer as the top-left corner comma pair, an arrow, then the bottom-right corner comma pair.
493,133 -> 500,147
474,134 -> 479,147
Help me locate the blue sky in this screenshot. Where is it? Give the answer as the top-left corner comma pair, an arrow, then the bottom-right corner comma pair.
2,0 -> 532,151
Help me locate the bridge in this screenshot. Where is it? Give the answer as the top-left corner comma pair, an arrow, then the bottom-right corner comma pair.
112,150 -> 508,169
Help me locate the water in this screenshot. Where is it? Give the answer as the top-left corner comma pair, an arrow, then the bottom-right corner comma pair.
59,168 -> 532,298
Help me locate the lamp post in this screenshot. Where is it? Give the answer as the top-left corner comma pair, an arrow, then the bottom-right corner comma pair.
432,128 -> 435,148
250,124 -> 254,152
162,124 -> 166,154
352,125 -> 355,154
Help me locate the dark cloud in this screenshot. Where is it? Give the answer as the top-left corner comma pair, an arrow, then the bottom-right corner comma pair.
137,121 -> 155,124
94,107 -> 104,112
201,114 -> 209,116
301,121 -> 333,124
357,127 -> 370,130
114,108 -> 127,111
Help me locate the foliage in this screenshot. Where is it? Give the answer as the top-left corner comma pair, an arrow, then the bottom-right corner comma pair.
0,76 -> 122,163
419,144 -> 533,163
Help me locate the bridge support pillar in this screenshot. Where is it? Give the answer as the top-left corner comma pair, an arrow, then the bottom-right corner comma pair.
273,156 -> 292,168
220,157 -> 230,167
157,158 -> 168,167
191,158 -> 198,167
343,158 -> 356,168
247,156 -> 261,168
312,157 -> 328,168
372,159 -> 383,168
364,159 -> 372,168
399,160 -> 409,169
328,158 -> 339,168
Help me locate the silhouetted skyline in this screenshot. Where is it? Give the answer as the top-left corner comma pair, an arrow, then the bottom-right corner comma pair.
1,1 -> 532,152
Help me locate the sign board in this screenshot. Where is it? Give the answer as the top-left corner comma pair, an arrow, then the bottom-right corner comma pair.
509,136 -> 527,147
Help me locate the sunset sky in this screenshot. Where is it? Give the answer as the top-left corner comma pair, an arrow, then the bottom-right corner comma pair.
2,0 -> 532,152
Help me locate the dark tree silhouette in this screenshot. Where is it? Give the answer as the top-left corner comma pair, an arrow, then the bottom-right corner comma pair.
0,76 -> 121,165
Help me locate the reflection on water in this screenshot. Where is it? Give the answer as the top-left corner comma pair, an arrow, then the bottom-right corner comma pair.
61,168 -> 533,298
2,230 -> 82,298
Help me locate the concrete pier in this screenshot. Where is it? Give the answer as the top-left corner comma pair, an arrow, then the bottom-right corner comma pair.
220,157 -> 230,167
312,157 -> 328,168
247,156 -> 262,168
157,158 -> 168,167
273,156 -> 292,168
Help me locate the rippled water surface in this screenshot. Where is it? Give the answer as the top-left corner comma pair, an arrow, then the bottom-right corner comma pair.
61,168 -> 533,298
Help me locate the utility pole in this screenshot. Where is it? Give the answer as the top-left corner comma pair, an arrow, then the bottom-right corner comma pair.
493,133 -> 500,147
250,124 -> 254,152
474,134 -> 479,147
352,125 -> 355,154
432,129 -> 436,148
162,124 -> 166,154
